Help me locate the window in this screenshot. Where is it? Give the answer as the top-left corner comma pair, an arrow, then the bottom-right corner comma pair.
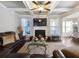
21,17 -> 30,35
50,19 -> 60,36
62,20 -> 72,34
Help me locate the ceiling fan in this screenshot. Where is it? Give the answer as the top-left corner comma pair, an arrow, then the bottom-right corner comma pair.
31,1 -> 51,12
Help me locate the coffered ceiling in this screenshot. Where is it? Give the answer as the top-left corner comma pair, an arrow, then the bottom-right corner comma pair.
51,1 -> 79,15
0,1 -> 26,8
0,1 -> 79,18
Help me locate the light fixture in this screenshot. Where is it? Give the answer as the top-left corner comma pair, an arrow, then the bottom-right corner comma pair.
39,7 -> 44,11
38,5 -> 44,11
38,6 -> 44,13
39,19 -> 42,22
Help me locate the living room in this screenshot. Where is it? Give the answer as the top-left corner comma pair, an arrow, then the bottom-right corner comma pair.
0,0 -> 79,58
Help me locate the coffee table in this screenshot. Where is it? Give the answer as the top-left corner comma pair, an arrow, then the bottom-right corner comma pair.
27,41 -> 47,54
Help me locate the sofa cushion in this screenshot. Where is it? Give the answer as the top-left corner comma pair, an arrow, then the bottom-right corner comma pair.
9,40 -> 20,49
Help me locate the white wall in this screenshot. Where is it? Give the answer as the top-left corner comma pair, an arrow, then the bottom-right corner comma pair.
14,14 -> 21,32
0,8 -> 20,32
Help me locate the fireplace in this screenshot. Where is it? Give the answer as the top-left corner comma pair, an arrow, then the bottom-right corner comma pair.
35,30 -> 45,37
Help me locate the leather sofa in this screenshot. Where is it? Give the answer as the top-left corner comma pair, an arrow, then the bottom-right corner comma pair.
53,50 -> 65,58
5,53 -> 27,58
0,39 -> 27,58
61,49 -> 79,58
9,39 -> 26,53
53,49 -> 79,58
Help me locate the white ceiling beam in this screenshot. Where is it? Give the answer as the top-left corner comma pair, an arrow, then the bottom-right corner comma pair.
8,8 -> 29,11
23,1 -> 34,16
48,15 -> 60,18
17,14 -> 31,16
53,8 -> 72,12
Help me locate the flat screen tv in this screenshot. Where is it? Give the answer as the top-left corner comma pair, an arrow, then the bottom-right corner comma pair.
33,18 -> 47,26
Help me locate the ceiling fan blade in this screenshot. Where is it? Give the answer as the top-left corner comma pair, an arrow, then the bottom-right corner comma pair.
45,1 -> 51,5
32,1 -> 38,5
31,8 -> 38,10
44,8 -> 50,11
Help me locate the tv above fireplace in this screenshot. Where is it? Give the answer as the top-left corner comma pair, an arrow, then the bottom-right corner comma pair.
33,18 -> 47,26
